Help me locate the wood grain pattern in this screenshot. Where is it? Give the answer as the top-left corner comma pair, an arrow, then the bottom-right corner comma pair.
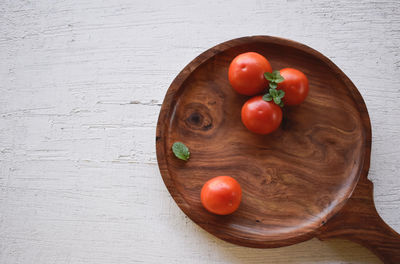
156,36 -> 400,261
318,178 -> 400,263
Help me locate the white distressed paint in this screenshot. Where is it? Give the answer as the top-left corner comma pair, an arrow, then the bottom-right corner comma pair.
0,0 -> 399,263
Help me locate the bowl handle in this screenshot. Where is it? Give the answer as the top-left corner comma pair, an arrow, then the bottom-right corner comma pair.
317,179 -> 400,264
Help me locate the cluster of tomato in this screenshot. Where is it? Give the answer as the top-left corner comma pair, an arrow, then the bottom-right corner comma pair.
200,52 -> 310,216
229,52 -> 309,134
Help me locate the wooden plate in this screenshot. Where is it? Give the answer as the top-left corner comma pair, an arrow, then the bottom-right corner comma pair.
156,36 -> 400,262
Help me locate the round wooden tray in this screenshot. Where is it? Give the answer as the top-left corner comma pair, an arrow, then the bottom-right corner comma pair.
156,36 -> 400,263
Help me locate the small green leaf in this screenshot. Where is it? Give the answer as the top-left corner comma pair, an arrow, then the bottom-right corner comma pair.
273,97 -> 281,105
278,89 -> 285,98
269,88 -> 278,97
273,71 -> 284,83
172,142 -> 190,161
265,70 -> 285,84
262,94 -> 272,101
269,82 -> 277,89
264,72 -> 274,81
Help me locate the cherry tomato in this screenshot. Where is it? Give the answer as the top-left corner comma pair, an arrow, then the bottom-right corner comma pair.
278,68 -> 309,105
228,52 -> 272,96
241,96 -> 282,135
201,176 -> 242,215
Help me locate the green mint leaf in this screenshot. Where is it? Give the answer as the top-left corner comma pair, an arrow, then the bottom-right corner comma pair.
172,142 -> 190,161
275,76 -> 284,83
262,94 -> 272,101
274,72 -> 284,83
273,97 -> 281,105
265,70 -> 285,84
278,89 -> 285,98
264,72 -> 274,82
272,71 -> 285,83
269,82 -> 277,89
269,88 -> 278,97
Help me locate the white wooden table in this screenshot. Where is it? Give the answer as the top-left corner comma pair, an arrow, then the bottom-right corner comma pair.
1,1 -> 399,263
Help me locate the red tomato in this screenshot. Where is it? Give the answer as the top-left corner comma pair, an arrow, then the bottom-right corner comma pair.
201,176 -> 242,215
278,68 -> 309,105
228,52 -> 272,96
241,96 -> 282,135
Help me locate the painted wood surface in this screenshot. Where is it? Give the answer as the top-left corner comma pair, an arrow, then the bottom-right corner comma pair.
1,0 -> 399,263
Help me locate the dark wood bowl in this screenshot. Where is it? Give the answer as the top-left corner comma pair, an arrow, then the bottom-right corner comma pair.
156,36 -> 400,263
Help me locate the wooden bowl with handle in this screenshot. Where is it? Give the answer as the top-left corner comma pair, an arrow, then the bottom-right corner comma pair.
156,36 -> 400,263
